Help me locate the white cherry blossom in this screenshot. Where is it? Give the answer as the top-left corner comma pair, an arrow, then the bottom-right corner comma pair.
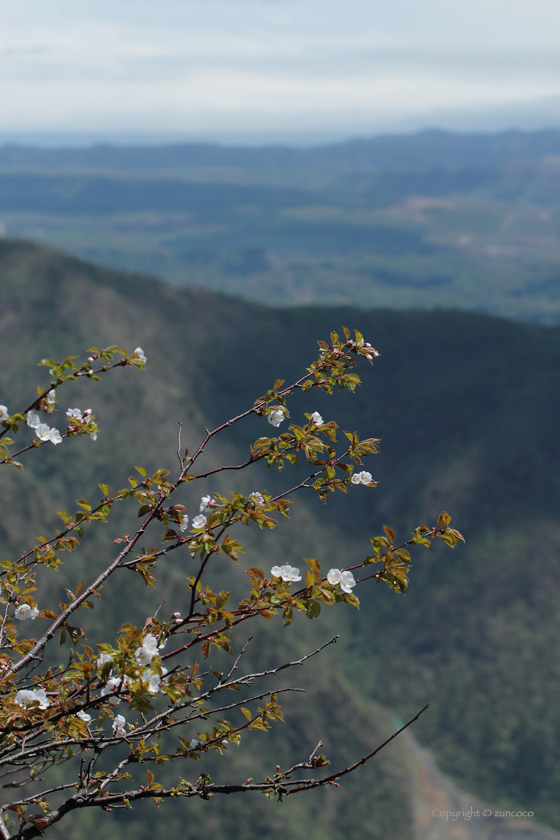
327,568 -> 356,593
135,637 -> 157,665
190,738 -> 203,749
26,409 -> 41,429
135,633 -> 165,665
35,423 -> 62,445
249,492 -> 265,506
351,471 -> 373,486
100,677 -> 124,706
133,347 -> 147,363
311,411 -> 324,425
46,391 -> 56,404
112,715 -> 126,736
192,514 -> 207,529
15,688 -> 50,709
66,408 -> 83,420
178,513 -> 189,532
15,604 -> 39,621
199,495 -> 217,515
271,564 -> 302,583
340,571 -> 356,593
65,407 -> 97,440
48,428 -> 63,445
35,423 -> 50,440
143,669 -> 161,695
267,408 -> 285,428
142,665 -> 168,695
77,710 -> 92,724
0,405 -> 8,422
96,653 -> 114,668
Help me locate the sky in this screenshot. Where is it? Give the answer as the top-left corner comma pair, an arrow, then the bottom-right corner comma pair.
2,0 -> 560,144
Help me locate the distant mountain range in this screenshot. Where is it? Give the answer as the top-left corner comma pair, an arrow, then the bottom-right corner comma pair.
1,129 -> 560,172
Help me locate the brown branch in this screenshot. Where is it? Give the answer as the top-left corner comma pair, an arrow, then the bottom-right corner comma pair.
0,357 -> 131,445
285,703 -> 429,793
14,704 -> 427,840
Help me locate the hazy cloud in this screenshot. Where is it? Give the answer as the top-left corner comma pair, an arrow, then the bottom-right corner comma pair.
2,0 -> 560,139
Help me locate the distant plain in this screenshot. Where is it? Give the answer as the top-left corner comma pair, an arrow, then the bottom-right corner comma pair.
2,129 -> 560,323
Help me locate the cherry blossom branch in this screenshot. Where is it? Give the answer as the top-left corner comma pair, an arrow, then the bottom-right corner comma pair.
0,638 -> 337,769
127,686 -> 302,746
12,704 -> 426,840
1,492 -> 118,576
0,355 -> 137,445
101,639 -> 339,747
176,422 -> 184,471
284,703 -> 429,793
118,463 -> 328,576
6,495 -> 168,677
0,426 -> 91,465
0,335 -> 429,840
178,373 -> 312,480
5,354 -> 356,678
0,814 -> 10,840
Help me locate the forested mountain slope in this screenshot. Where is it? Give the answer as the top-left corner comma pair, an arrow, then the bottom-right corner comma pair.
1,240 -> 560,836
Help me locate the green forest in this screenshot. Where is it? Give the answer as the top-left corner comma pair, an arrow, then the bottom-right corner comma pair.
1,234 -> 560,838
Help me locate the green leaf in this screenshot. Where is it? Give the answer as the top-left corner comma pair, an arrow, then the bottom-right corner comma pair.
305,600 -> 321,619
343,592 -> 360,608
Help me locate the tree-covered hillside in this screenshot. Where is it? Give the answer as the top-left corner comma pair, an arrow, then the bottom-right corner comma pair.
1,239 -> 560,834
